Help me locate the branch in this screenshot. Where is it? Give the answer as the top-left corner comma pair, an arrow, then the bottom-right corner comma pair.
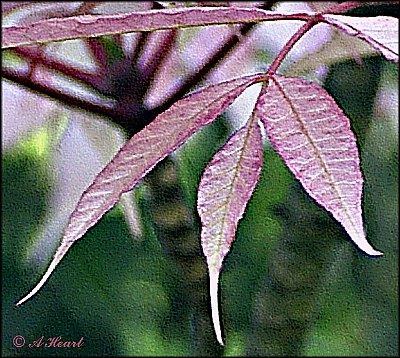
10,47 -> 101,88
138,29 -> 178,91
154,2 -> 278,113
267,1 -> 367,75
156,19 -> 261,113
267,19 -> 318,75
130,1 -> 166,64
2,67 -> 115,118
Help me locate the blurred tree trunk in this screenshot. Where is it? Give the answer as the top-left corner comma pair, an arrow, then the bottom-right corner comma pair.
246,55 -> 385,355
246,182 -> 343,356
144,156 -> 223,356
115,99 -> 226,354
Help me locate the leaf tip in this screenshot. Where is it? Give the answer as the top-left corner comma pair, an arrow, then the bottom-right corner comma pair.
352,237 -> 383,257
15,273 -> 50,306
350,231 -> 383,257
15,299 -> 24,307
15,278 -> 46,307
362,246 -> 383,257
209,266 -> 224,346
15,248 -> 66,307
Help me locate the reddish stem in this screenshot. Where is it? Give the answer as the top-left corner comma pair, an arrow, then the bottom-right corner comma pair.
157,1 -> 279,113
5,1 -> 364,130
12,47 -> 100,88
267,19 -> 318,76
86,33 -> 126,71
267,1 -> 365,76
86,38 -> 109,71
130,1 -> 166,64
138,30 -> 178,90
2,67 -> 115,118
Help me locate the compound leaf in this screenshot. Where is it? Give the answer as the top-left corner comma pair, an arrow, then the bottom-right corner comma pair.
197,117 -> 263,345
16,73 -> 265,306
256,75 -> 382,257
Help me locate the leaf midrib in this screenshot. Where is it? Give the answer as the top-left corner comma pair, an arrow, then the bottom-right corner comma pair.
210,118 -> 257,269
272,76 -> 360,236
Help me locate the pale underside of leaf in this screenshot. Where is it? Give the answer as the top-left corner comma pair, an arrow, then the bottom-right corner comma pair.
197,118 -> 263,345
15,73 -> 266,306
323,15 -> 399,62
1,6 -> 314,48
256,75 -> 382,256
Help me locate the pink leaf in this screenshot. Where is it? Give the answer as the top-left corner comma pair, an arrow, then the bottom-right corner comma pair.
197,118 -> 263,345
15,73 -> 266,307
256,75 -> 382,256
2,6 -> 313,48
323,15 -> 398,62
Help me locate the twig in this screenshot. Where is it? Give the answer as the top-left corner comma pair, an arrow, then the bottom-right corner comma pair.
157,2 -> 277,113
11,47 -> 100,88
2,67 -> 115,118
130,1 -> 165,64
138,30 -> 178,91
267,1 -> 366,76
267,19 -> 317,76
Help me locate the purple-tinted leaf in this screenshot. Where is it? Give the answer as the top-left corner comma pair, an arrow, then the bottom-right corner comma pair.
197,118 -> 263,345
322,15 -> 399,62
2,6 -> 313,48
256,75 -> 382,256
15,73 -> 266,306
